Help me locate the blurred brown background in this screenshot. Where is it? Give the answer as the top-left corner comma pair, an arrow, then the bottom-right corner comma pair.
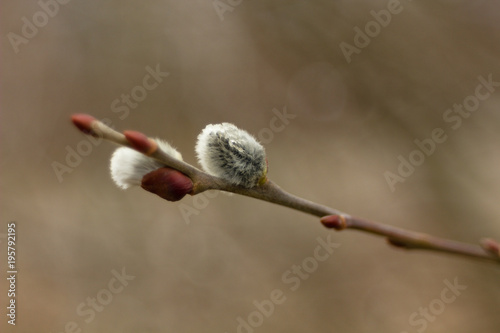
2,0 -> 500,332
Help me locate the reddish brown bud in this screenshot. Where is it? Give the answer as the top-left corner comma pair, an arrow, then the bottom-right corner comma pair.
480,238 -> 500,257
320,215 -> 347,230
124,130 -> 157,155
141,168 -> 193,202
71,114 -> 99,136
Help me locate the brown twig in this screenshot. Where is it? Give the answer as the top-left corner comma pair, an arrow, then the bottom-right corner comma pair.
321,215 -> 500,262
71,114 -> 500,265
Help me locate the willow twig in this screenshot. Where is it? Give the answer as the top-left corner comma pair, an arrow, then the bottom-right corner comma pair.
71,114 -> 500,264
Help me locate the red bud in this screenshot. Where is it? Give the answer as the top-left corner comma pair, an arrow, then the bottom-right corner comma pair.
141,168 -> 193,202
480,238 -> 500,257
320,215 -> 347,230
71,114 -> 99,136
124,130 -> 157,155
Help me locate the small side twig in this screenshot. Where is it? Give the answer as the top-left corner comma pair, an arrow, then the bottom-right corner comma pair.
71,114 -> 500,265
321,215 -> 500,263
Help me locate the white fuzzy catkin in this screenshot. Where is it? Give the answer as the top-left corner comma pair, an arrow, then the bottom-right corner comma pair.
195,123 -> 267,188
110,139 -> 182,189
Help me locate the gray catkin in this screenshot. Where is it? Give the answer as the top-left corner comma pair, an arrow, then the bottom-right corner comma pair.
196,123 -> 267,188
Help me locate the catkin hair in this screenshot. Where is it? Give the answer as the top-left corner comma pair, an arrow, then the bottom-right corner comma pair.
110,139 -> 182,189
195,123 -> 267,188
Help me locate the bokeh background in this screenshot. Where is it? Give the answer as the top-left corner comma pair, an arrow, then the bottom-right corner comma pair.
2,0 -> 500,332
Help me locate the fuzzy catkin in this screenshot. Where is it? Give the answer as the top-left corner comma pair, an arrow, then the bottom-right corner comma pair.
195,123 -> 267,188
110,139 -> 182,189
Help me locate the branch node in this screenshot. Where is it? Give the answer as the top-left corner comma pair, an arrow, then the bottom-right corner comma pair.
320,215 -> 347,230
387,238 -> 412,249
480,238 -> 500,258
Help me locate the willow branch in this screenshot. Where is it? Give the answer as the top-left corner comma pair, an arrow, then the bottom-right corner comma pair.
71,114 -> 500,264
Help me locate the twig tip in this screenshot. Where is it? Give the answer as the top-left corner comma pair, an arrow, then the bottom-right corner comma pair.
71,113 -> 98,135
